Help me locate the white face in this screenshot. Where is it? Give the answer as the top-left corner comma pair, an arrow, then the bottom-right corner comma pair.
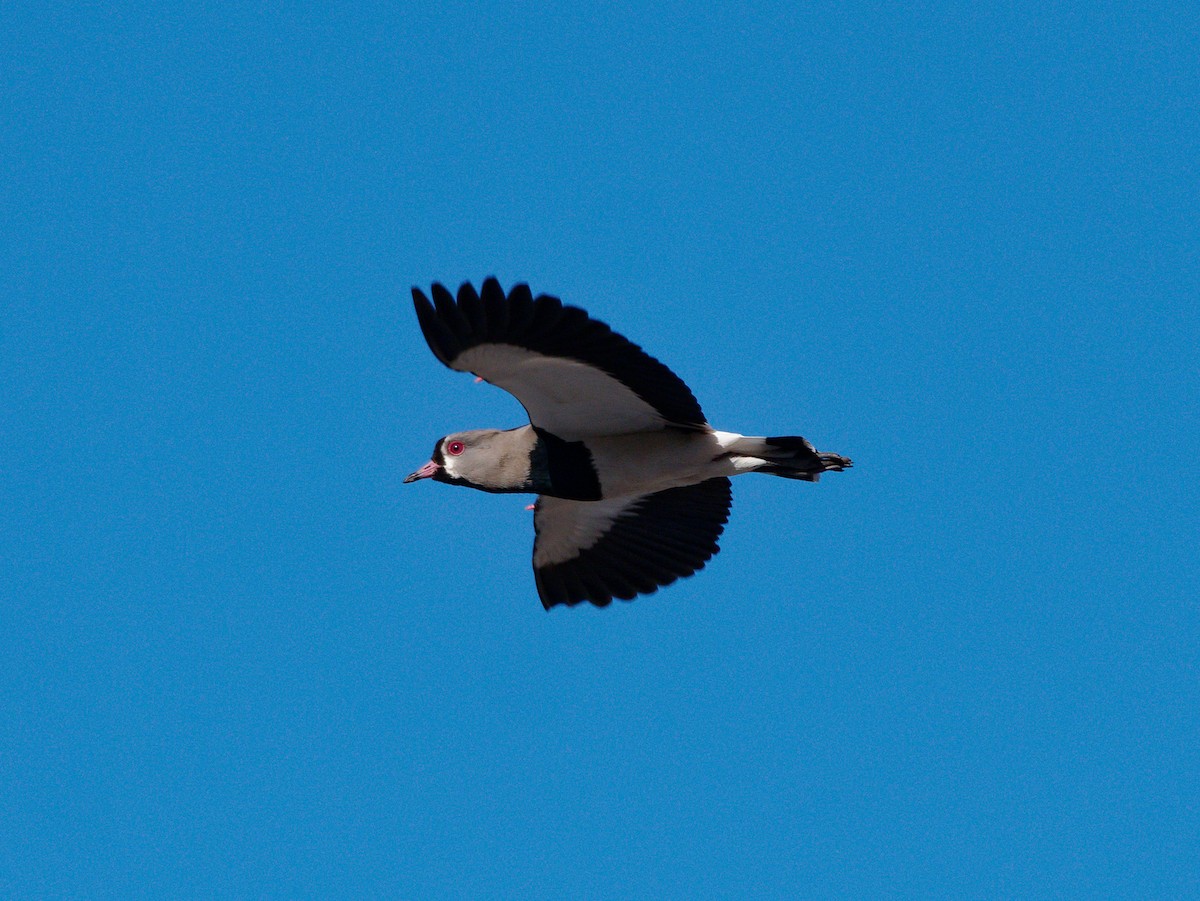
437,432 -> 472,480
405,430 -> 488,485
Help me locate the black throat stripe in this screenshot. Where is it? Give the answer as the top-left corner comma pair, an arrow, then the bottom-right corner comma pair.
532,428 -> 603,501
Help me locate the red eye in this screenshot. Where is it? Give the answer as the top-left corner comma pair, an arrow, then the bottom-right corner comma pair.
446,441 -> 465,456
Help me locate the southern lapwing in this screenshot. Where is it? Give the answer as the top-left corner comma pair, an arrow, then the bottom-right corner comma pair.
405,278 -> 851,610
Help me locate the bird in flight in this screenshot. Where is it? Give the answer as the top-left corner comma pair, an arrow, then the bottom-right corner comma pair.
405,279 -> 851,610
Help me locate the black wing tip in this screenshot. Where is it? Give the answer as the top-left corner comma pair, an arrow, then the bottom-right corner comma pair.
536,477 -> 732,610
412,279 -> 529,365
414,278 -> 511,302
540,584 -> 658,610
478,275 -> 509,295
411,285 -> 458,366
411,278 -> 707,427
420,277 -> 523,298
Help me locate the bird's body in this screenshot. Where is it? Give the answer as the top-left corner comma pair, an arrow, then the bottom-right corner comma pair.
579,428 -> 734,497
405,279 -> 851,609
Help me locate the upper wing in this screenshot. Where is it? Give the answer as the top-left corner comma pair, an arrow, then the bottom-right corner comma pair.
412,279 -> 707,439
532,477 -> 732,609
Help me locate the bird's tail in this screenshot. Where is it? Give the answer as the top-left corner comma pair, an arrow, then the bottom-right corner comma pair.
725,435 -> 853,482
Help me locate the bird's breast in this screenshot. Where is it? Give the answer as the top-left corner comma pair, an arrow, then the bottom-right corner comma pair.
530,428 -> 604,500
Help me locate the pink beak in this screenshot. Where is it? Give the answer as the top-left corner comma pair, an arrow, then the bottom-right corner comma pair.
404,460 -> 440,483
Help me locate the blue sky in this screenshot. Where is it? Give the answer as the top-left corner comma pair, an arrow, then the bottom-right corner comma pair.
3,2 -> 1197,897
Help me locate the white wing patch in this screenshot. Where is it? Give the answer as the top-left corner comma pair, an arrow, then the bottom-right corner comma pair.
455,344 -> 666,439
532,495 -> 641,567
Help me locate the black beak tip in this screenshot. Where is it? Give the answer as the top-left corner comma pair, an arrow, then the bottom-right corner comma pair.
404,461 -> 440,483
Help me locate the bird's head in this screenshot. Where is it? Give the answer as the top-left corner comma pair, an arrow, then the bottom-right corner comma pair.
404,428 -> 534,493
